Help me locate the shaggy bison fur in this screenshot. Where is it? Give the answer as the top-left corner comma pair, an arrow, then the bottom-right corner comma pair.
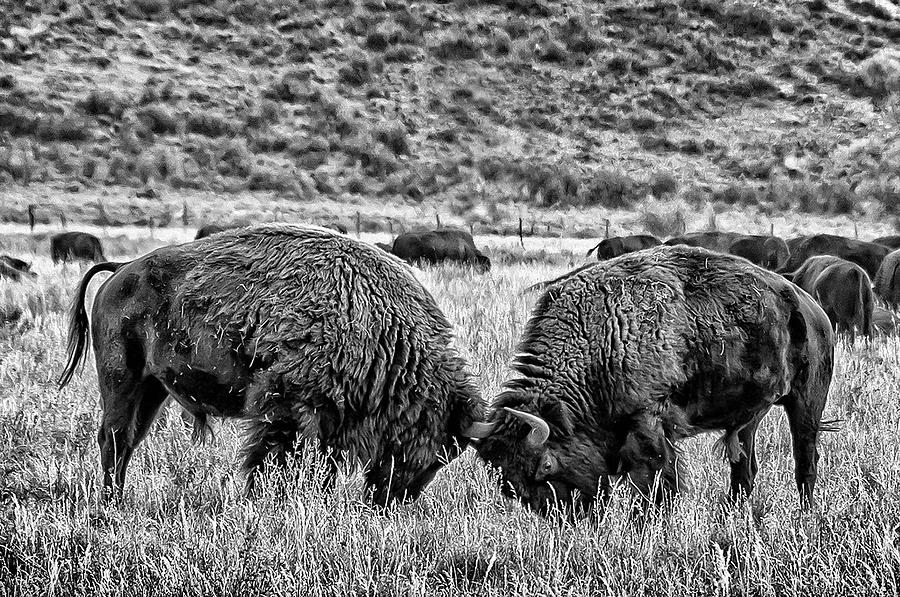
782,234 -> 888,278
471,246 -> 834,514
665,231 -> 789,271
58,225 -> 484,505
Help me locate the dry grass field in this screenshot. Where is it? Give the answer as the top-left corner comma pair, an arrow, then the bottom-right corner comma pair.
0,228 -> 899,595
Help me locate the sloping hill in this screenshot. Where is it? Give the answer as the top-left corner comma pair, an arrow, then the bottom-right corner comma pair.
1,0 -> 899,229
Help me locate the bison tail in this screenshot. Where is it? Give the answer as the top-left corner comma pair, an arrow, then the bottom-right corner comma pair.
585,243 -> 599,258
58,262 -> 125,390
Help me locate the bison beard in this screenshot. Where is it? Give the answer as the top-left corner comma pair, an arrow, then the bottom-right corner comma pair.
469,246 -> 835,515
58,225 -> 484,505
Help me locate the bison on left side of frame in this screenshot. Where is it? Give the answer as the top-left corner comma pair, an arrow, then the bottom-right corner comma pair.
469,246 -> 835,515
58,225 -> 485,505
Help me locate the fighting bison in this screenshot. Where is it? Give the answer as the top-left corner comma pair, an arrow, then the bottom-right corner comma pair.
390,229 -> 491,272
468,246 -> 834,514
51,231 -> 105,263
195,224 -> 236,239
0,255 -> 36,281
665,232 -> 789,271
874,248 -> 900,308
782,234 -> 889,278
874,235 -> 900,250
586,235 -> 661,260
58,225 -> 484,504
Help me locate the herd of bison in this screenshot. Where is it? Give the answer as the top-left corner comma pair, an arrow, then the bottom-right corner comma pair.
2,222 -> 898,515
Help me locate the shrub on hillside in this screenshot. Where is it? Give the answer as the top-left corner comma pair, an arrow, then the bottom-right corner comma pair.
185,112 -> 240,137
640,208 -> 686,238
337,53 -> 381,87
859,50 -> 900,98
429,30 -> 484,60
80,89 -> 127,119
583,170 -> 644,208
136,104 -> 179,135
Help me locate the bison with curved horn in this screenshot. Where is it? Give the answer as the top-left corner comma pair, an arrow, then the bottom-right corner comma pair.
59,225 -> 484,505
466,246 -> 835,514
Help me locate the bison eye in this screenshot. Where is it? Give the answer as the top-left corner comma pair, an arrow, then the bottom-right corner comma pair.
536,453 -> 557,479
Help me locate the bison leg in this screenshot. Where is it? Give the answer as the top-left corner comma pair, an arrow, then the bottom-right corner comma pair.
97,375 -> 168,494
240,417 -> 302,493
782,393 -> 824,506
727,416 -> 764,502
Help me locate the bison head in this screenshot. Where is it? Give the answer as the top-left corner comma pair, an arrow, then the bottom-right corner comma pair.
466,406 -> 625,515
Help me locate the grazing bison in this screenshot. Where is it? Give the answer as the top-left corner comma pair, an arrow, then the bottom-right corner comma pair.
812,261 -> 874,341
728,236 -> 791,271
468,246 -> 834,514
58,225 -> 484,504
665,232 -> 789,270
874,248 -> 900,308
51,232 -> 105,263
0,255 -> 36,281
391,229 -> 490,272
781,234 -> 889,278
782,255 -> 844,294
586,235 -> 661,260
874,307 -> 898,334
874,235 -> 900,249
195,224 -> 236,239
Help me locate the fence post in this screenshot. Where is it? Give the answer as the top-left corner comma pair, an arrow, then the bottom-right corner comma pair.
355,211 -> 361,237
59,211 -> 67,228
604,219 -> 610,239
770,222 -> 774,236
388,219 -> 393,236
469,222 -> 474,237
518,217 -> 524,249
181,200 -> 189,227
149,217 -> 155,239
854,222 -> 858,239
435,213 -> 441,229
28,204 -> 35,233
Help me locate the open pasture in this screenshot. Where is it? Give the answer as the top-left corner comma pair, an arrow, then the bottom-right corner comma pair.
0,231 -> 899,595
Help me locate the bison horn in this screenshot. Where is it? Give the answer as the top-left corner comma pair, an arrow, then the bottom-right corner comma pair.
462,420 -> 497,439
504,407 -> 550,446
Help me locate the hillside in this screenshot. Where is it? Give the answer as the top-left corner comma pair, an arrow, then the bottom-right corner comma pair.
1,0 -> 900,232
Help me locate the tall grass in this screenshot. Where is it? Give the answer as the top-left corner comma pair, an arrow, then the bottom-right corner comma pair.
0,236 -> 899,595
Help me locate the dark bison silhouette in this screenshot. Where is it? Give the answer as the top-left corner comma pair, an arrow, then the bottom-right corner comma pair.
782,255 -> 873,340
51,232 -> 105,263
59,225 -> 484,504
665,231 -> 790,271
195,224 -> 237,239
586,235 -> 661,260
390,229 -> 490,272
782,234 -> 889,278
468,246 -> 834,514
873,235 -> 900,250
0,255 -> 36,281
874,248 -> 900,308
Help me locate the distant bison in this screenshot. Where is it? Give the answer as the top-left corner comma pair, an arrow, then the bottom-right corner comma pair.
586,235 -> 661,260
0,255 -> 36,281
195,224 -> 236,239
782,234 -> 889,278
874,307 -> 898,334
469,246 -> 834,514
665,231 -> 789,271
51,232 -> 105,263
391,229 -> 490,272
812,261 -> 874,341
786,256 -> 873,341
874,248 -> 900,308
874,235 -> 900,249
58,225 -> 484,505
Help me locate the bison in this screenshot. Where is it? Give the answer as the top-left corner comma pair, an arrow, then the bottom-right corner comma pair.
782,255 -> 844,293
874,235 -> 900,250
812,261 -> 874,341
51,232 -> 105,263
874,307 -> 898,334
195,224 -> 236,239
390,228 -> 491,272
586,235 -> 661,260
665,232 -> 789,271
58,225 -> 484,505
0,255 -> 36,281
468,246 -> 834,514
781,234 -> 889,278
874,248 -> 900,308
